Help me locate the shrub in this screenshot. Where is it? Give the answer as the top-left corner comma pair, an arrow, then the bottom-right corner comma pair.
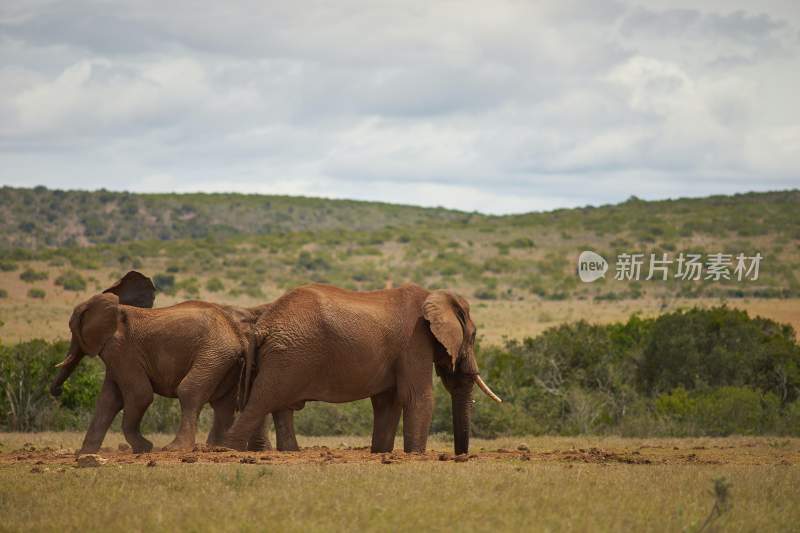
0,289 -> 7,299
27,288 -> 45,299
293,400 -> 373,436
153,273 -> 176,295
0,340 -> 101,431
206,277 -> 225,292
55,270 -> 87,291
177,277 -> 200,298
0,261 -> 17,272
19,268 -> 48,283
656,387 -> 781,436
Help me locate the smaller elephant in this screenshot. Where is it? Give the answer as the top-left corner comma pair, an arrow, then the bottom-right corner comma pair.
50,271 -> 297,454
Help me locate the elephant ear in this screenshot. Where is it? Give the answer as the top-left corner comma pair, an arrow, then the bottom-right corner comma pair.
422,290 -> 465,372
103,271 -> 156,308
77,293 -> 119,356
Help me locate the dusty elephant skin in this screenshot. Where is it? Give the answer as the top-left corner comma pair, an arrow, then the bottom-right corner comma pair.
49,271 -> 298,455
223,283 -> 501,455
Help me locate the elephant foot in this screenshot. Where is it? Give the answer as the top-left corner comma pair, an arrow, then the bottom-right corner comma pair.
222,436 -> 248,451
247,441 -> 271,452
370,445 -> 394,454
130,439 -> 153,454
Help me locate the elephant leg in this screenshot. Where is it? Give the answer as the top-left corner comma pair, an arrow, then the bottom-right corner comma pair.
207,393 -> 236,446
274,410 -> 299,451
370,388 -> 401,453
120,381 -> 154,454
247,416 -> 272,451
223,369 -> 293,451
399,363 -> 434,454
78,374 -> 123,454
165,354 -> 235,451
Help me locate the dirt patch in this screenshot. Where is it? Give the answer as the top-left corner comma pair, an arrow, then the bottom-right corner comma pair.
3,441 -> 798,468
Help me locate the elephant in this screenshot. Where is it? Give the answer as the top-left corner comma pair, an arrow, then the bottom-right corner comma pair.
223,283 -> 501,455
49,271 -> 300,454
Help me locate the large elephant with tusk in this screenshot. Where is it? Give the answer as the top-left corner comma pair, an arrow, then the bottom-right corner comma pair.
223,283 -> 501,456
50,271 -> 299,454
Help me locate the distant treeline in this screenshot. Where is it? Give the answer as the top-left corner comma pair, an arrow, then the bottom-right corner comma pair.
1,306 -> 798,437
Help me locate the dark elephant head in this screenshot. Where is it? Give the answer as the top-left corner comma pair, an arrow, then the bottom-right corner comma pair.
423,290 -> 501,455
50,271 -> 156,397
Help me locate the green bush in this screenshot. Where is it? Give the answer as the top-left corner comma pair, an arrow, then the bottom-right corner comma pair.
293,400 -> 373,436
27,288 -> 45,299
1,305 -> 799,436
55,270 -> 87,291
0,340 -> 101,431
0,288 -> 7,299
639,307 -> 800,401
20,268 -> 48,282
0,261 -> 17,272
153,273 -> 176,295
656,387 -> 781,436
177,277 -> 201,298
206,277 -> 225,292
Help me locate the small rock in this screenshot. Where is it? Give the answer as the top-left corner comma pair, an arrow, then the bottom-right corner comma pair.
76,454 -> 107,468
381,454 -> 393,464
30,466 -> 46,474
181,455 -> 198,463
118,442 -> 131,452
520,454 -> 531,461
146,460 -> 157,467
438,453 -> 451,461
454,454 -> 469,463
517,443 -> 530,452
338,442 -> 348,449
240,456 -> 257,464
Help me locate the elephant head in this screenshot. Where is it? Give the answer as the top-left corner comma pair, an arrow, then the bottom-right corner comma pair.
50,271 -> 156,397
423,290 -> 501,455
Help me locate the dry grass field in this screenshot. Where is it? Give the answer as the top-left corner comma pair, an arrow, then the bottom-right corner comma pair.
2,265 -> 799,345
1,433 -> 798,532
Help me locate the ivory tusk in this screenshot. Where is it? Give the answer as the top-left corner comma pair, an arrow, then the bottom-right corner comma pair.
55,354 -> 76,368
474,374 -> 502,403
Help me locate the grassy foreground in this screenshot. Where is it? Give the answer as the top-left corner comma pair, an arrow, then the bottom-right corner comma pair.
1,434 -> 798,532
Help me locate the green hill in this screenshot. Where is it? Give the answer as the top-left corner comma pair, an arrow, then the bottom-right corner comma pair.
0,186 -> 798,302
0,186 -> 470,249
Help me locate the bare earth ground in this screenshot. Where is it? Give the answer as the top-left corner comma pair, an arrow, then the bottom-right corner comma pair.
2,433 -> 799,468
1,434 -> 798,532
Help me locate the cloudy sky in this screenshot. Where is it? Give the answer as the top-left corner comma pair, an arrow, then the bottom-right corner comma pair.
1,0 -> 799,213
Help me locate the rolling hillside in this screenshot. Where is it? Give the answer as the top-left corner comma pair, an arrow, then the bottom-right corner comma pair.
0,186 -> 798,343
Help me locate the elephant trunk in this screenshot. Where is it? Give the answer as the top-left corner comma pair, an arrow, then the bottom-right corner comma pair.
452,383 -> 473,456
50,337 -> 83,397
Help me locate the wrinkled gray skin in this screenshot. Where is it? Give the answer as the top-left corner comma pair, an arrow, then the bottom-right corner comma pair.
50,271 -> 299,454
223,283 -> 501,456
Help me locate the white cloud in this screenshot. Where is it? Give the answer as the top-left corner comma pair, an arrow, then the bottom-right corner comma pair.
0,0 -> 798,213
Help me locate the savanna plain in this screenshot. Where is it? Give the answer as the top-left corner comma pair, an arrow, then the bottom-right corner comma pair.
1,187 -> 800,531
1,433 -> 799,532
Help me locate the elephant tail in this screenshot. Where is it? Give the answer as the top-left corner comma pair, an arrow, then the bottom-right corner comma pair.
237,329 -> 258,411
